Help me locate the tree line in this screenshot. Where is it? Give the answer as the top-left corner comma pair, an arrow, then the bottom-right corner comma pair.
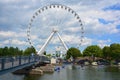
66,43 -> 120,61
0,43 -> 120,61
0,46 -> 36,57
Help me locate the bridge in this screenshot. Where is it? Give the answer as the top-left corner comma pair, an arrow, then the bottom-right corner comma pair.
0,55 -> 50,75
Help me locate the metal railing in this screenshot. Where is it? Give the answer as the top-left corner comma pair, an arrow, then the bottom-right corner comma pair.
0,55 -> 49,75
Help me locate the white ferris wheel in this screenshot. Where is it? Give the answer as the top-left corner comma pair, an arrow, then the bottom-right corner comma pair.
27,4 -> 84,55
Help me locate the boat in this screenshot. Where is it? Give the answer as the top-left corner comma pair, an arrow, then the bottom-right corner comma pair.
92,62 -> 98,66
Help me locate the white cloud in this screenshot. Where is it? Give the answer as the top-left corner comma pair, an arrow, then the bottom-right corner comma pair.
61,34 -> 81,45
0,43 -> 3,46
64,27 -> 81,33
0,30 -> 38,40
23,5 -> 30,9
82,37 -> 92,46
23,1 -> 120,50
68,1 -> 120,36
80,10 -> 120,35
0,31 -> 15,38
98,39 -> 111,43
0,0 -> 20,3
97,39 -> 111,48
3,40 -> 10,44
1,39 -> 27,46
0,0 -> 120,50
0,31 -> 26,38
12,39 -> 27,45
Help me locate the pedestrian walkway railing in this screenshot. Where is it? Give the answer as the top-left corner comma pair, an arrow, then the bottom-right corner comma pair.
0,55 -> 49,75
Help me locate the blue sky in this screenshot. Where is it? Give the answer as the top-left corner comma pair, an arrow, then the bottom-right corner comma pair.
0,0 -> 120,53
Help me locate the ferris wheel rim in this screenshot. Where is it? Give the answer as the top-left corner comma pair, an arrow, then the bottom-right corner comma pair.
27,4 -> 84,51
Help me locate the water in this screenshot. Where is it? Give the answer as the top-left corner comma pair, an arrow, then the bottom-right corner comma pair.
0,65 -> 120,80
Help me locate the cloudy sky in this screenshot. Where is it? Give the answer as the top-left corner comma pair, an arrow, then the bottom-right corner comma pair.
0,0 -> 120,53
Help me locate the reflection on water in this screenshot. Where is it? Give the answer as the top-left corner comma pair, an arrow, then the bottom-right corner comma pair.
24,75 -> 40,80
0,65 -> 120,80
105,66 -> 120,72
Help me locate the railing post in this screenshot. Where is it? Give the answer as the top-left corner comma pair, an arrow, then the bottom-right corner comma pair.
19,56 -> 21,65
33,56 -> 35,62
41,56 -> 43,62
28,56 -> 30,63
1,58 -> 5,70
38,56 -> 39,61
35,56 -> 36,62
12,57 -> 14,67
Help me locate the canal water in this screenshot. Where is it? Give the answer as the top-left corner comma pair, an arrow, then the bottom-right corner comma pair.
0,65 -> 120,80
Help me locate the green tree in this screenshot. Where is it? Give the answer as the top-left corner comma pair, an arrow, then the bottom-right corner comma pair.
0,46 -> 23,56
9,47 -> 15,56
46,54 -> 51,58
0,48 -> 3,56
102,46 -> 111,59
66,47 -> 81,59
23,46 -> 36,56
3,46 -> 9,56
83,45 -> 102,57
13,47 -> 23,56
110,43 -> 120,60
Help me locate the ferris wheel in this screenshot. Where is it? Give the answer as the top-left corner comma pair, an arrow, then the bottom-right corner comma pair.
27,4 -> 84,55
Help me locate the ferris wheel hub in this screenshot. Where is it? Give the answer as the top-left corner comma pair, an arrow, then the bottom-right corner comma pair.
52,28 -> 58,32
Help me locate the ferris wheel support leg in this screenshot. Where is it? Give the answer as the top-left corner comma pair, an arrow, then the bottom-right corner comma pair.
56,32 -> 68,51
38,31 -> 55,55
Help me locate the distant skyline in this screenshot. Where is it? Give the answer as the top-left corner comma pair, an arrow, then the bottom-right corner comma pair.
0,0 -> 120,53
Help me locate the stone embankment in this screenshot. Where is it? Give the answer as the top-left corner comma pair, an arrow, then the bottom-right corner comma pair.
30,68 -> 43,75
35,64 -> 54,73
13,64 -> 55,75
